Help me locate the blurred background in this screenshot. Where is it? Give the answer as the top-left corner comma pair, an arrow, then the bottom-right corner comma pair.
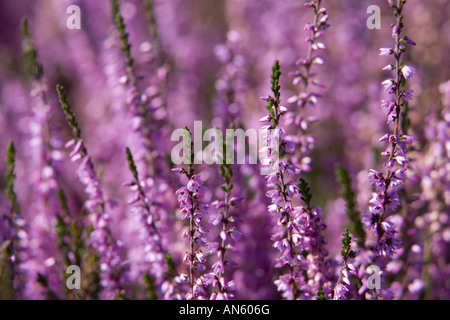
0,0 -> 449,299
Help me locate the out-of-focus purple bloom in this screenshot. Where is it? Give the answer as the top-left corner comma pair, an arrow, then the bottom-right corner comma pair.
58,85 -> 127,299
379,48 -> 392,56
401,65 -> 416,80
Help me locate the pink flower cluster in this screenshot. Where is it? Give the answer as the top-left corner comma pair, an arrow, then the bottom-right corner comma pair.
0,0 -> 448,301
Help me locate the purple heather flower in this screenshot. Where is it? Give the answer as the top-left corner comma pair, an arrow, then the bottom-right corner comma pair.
361,0 -> 417,300
405,38 -> 417,46
379,48 -> 392,56
401,65 -> 416,80
382,79 -> 395,93
1,0 -> 447,302
124,147 -> 170,299
20,18 -> 65,298
262,60 -> 333,299
173,164 -> 210,300
58,84 -> 126,299
286,0 -> 330,175
211,30 -> 246,131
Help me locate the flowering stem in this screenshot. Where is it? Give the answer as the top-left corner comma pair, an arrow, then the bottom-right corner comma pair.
111,0 -> 156,175
57,83 -> 107,215
377,0 -> 411,241
57,84 -> 126,299
3,141 -> 21,299
280,174 -> 300,300
303,1 -> 324,90
262,60 -> 306,299
126,146 -> 168,299
21,18 -> 43,81
365,0 -> 416,265
207,157 -> 241,299
5,142 -> 19,219
125,147 -> 160,237
55,188 -> 86,299
333,229 -> 357,299
288,0 -> 329,173
143,0 -> 166,65
173,127 -> 209,300
218,164 -> 232,292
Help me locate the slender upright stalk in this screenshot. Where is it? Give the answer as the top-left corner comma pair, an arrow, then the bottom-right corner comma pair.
366,0 -> 416,259
57,84 -> 125,299
172,128 -> 209,300
3,141 -> 22,299
288,0 -> 329,172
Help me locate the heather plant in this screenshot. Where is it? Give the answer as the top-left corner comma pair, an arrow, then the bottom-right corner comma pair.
1,141 -> 24,299
172,127 -> 211,299
333,229 -> 357,299
20,17 -> 66,299
357,0 -> 417,299
212,30 -> 275,300
57,84 -> 127,299
260,61 -> 334,299
287,0 -> 329,174
0,0 -> 448,301
124,146 -> 168,299
205,135 -> 242,300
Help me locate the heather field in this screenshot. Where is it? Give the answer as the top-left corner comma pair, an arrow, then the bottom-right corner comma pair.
0,0 -> 449,300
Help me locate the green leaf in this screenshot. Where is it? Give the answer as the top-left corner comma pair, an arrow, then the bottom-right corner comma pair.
125,147 -> 139,181
164,253 -> 175,277
21,18 -> 43,80
334,164 -> 366,246
142,273 -> 157,300
298,178 -> 312,208
5,141 -> 19,216
57,84 -> 82,140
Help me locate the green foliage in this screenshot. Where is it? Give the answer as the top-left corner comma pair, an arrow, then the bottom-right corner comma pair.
56,188 -> 103,300
271,60 -> 281,102
164,253 -> 176,278
219,163 -> 233,181
57,84 -> 82,140
0,240 -> 14,300
316,287 -> 325,300
298,178 -> 313,209
142,273 -> 157,300
21,18 -> 43,80
55,213 -> 73,269
83,248 -> 101,300
334,165 -> 366,246
341,229 -> 357,260
5,141 -> 19,216
2,141 -> 19,299
111,0 -> 134,68
56,188 -> 85,267
266,60 -> 282,128
125,147 -> 139,181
